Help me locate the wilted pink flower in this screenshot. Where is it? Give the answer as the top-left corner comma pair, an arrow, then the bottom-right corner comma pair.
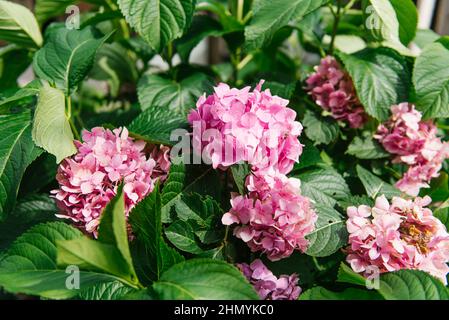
222,172 -> 317,261
188,80 -> 303,175
346,194 -> 449,284
305,56 -> 366,128
238,259 -> 301,300
375,103 -> 449,196
51,127 -> 170,235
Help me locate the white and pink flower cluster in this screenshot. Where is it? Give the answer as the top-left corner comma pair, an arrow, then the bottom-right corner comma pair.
188,81 -> 317,262
306,56 -> 366,128
375,103 -> 449,196
238,259 -> 301,300
187,80 -> 303,175
223,173 -> 317,261
52,127 -> 170,235
346,195 -> 449,284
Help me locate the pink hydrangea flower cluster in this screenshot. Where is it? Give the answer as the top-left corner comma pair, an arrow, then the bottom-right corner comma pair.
238,259 -> 301,300
51,127 -> 170,235
305,56 -> 366,128
187,80 -> 303,175
222,173 -> 317,261
375,103 -> 449,196
346,195 -> 449,284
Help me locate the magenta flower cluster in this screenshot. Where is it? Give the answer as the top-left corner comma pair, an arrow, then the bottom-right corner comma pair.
52,127 -> 170,235
187,80 -> 303,175
375,103 -> 449,196
222,173 -> 317,261
306,56 -> 366,128
238,259 -> 301,300
346,195 -> 449,284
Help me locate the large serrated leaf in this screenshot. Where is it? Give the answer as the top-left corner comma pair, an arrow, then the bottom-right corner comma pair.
128,107 -> 189,146
305,205 -> 347,257
0,110 -> 42,221
244,0 -> 328,50
337,48 -> 410,121
33,26 -> 112,95
137,72 -> 213,115
378,270 -> 449,300
296,167 -> 350,207
413,37 -> 449,119
300,286 -> 382,300
32,85 -> 76,163
0,222 -> 121,299
77,281 -> 135,300
117,0 -> 195,52
356,165 -> 401,199
302,110 -> 340,145
129,185 -> 184,284
153,259 -> 259,300
0,0 -> 43,48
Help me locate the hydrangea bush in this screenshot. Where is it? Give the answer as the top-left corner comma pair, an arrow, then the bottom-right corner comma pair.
1,0 -> 449,301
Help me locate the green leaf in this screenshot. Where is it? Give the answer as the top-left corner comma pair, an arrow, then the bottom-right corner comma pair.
413,28 -> 440,49
338,195 -> 374,211
293,139 -> 322,171
34,0 -> 104,24
390,0 -> 417,46
0,222 -> 119,299
230,162 -> 251,194
57,187 -> 139,286
33,26 -> 112,95
0,194 -> 57,250
337,47 -> 410,121
413,37 -> 449,119
153,259 -> 259,300
244,0 -> 328,50
0,79 -> 40,109
128,107 -> 189,146
137,72 -> 213,115
171,193 -> 224,245
300,287 -> 382,300
176,14 -> 224,62
161,158 -> 186,220
346,135 -> 389,159
0,110 -> 42,221
378,270 -> 449,300
0,0 -> 43,48
303,110 -> 339,145
0,46 -> 32,91
165,220 -> 204,254
421,172 -> 449,203
117,0 -> 195,52
89,43 -> 138,96
434,207 -> 449,230
365,0 -> 410,53
356,165 -> 401,198
305,205 -> 347,257
32,85 -> 76,163
337,262 -> 367,287
129,186 -> 184,283
77,281 -> 135,300
337,262 -> 449,299
161,164 -> 221,223
297,167 -> 350,207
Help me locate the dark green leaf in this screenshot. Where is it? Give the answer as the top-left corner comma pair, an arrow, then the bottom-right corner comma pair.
165,220 -> 204,254
346,135 -> 389,159
303,110 -> 340,145
137,72 -> 213,115
305,205 -> 347,257
244,0 -> 329,50
117,0 -> 195,52
356,165 -> 401,198
153,259 -> 259,300
128,107 -> 189,146
33,26 -> 112,95
0,110 -> 42,221
338,47 -> 410,121
230,162 -> 251,194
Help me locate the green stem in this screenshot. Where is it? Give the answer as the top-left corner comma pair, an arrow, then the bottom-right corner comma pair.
329,0 -> 342,55
66,96 -> 80,140
236,0 -> 244,22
